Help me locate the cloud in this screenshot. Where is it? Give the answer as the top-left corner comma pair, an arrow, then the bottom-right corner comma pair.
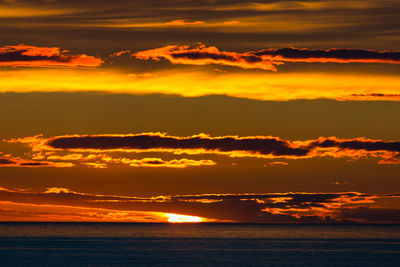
339,93 -> 400,101
253,47 -> 400,64
0,154 -> 73,168
0,44 -> 103,68
165,19 -> 205,26
264,161 -> 288,167
134,44 -> 279,71
85,155 -> 216,168
110,50 -> 131,57
121,158 -> 216,168
1,0 -> 399,58
0,145 -> 215,169
24,133 -> 310,158
133,44 -> 400,71
9,133 -> 400,164
306,137 -> 400,164
0,186 -> 399,223
0,201 -> 193,222
223,20 -> 240,25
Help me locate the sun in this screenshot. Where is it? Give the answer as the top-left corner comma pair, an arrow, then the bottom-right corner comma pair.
165,213 -> 203,223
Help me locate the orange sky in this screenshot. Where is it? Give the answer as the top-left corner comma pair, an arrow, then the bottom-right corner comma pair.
0,0 -> 399,223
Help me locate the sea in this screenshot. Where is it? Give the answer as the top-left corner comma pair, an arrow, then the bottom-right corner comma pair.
0,223 -> 398,266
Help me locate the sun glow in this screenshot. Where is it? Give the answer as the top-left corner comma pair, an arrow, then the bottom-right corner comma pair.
165,213 -> 204,223
2,69 -> 400,101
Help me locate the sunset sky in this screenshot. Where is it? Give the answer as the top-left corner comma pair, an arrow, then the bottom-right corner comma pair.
0,0 -> 399,223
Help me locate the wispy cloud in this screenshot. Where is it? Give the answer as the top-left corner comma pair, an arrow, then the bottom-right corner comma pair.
134,44 -> 279,71
164,19 -> 205,26
0,140 -> 216,169
0,45 -> 103,68
0,153 -> 73,168
339,93 -> 400,101
133,44 -> 400,71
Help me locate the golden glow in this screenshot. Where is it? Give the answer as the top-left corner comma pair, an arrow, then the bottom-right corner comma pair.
164,19 -> 205,25
4,5 -> 370,35
211,1 -> 375,11
165,213 -> 204,223
1,69 -> 400,101
0,201 -> 175,222
0,7 -> 75,18
27,19 -> 247,31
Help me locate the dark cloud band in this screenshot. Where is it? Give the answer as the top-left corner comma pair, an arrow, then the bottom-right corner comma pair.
46,134 -> 309,157
7,133 -> 400,165
44,134 -> 400,163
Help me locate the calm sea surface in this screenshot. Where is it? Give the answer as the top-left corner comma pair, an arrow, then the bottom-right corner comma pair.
0,223 -> 398,266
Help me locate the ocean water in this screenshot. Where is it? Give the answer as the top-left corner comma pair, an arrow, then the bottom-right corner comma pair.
0,223 -> 399,266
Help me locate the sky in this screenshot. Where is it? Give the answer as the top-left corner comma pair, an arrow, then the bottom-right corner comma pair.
0,0 -> 399,223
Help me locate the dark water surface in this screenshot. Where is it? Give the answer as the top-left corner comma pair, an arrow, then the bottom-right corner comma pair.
0,223 -> 399,266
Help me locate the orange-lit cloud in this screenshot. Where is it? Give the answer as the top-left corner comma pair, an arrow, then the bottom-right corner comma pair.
0,45 -> 103,68
223,20 -> 240,25
7,133 -> 310,159
165,19 -> 205,25
264,161 -> 289,167
110,50 -> 132,57
134,44 -> 278,71
0,0 -> 399,48
92,155 -> 216,168
123,158 -> 215,168
304,137 -> 400,164
0,5 -> 74,18
9,133 -> 400,164
0,153 -> 73,168
0,201 -> 207,223
0,186 -> 398,223
0,144 -> 215,169
133,44 -> 400,71
5,133 -> 400,166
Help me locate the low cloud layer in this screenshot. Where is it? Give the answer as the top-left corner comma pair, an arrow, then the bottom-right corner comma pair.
0,45 -> 103,68
0,186 -> 398,223
133,44 -> 400,71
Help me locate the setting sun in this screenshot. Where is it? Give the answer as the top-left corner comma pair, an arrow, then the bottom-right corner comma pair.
165,213 -> 204,223
0,0 -> 399,265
